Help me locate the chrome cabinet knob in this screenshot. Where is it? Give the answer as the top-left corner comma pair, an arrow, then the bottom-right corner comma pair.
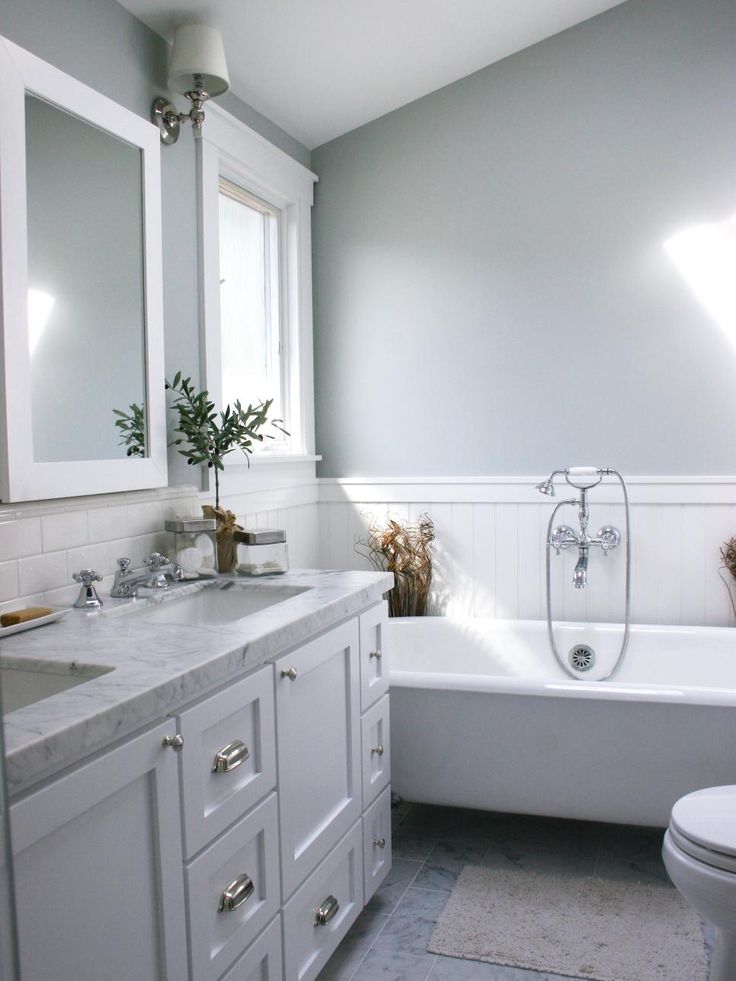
371,744 -> 384,756
218,873 -> 254,913
373,837 -> 386,848
212,740 -> 249,773
369,650 -> 382,660
162,734 -> 184,752
280,666 -> 298,681
314,894 -> 339,926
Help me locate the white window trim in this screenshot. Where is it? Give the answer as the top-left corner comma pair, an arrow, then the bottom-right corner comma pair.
196,104 -> 318,479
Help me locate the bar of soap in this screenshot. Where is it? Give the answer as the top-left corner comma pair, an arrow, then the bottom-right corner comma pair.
0,606 -> 54,627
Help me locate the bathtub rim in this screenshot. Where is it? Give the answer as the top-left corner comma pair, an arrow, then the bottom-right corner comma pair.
387,616 -> 736,708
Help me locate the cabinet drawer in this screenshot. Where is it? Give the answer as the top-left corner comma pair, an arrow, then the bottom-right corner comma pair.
186,793 -> 280,981
361,694 -> 391,808
178,666 -> 276,857
276,619 -> 361,899
282,821 -> 364,981
359,602 -> 389,711
217,915 -> 283,981
363,786 -> 392,905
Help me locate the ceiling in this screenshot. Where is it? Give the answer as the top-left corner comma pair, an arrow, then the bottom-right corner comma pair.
119,0 -> 629,150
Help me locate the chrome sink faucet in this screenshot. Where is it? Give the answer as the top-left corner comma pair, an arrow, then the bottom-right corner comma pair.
111,553 -> 184,598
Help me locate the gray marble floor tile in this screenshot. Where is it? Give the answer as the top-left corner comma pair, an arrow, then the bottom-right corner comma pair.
347,910 -> 390,946
414,838 -> 492,892
480,833 -> 598,878
366,858 -> 422,913
392,831 -> 437,862
373,886 -> 449,954
351,947 -> 436,980
317,938 -> 370,980
428,955 -> 584,979
399,805 -> 474,837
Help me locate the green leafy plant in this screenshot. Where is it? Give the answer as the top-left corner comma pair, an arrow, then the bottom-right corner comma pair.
165,372 -> 286,509
113,402 -> 146,458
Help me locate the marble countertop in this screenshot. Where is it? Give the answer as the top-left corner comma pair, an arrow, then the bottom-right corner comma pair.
0,569 -> 393,797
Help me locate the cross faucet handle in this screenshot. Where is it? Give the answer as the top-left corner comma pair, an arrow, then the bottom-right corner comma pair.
72,569 -> 103,586
144,552 -> 170,569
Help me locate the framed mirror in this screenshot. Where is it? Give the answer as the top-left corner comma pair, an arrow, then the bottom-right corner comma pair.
0,35 -> 167,501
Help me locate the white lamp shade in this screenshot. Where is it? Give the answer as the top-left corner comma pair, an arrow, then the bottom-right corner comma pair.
168,24 -> 230,97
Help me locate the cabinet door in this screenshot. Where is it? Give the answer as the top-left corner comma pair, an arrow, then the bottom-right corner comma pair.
10,720 -> 187,981
218,915 -> 283,981
282,821 -> 364,981
275,619 -> 361,899
359,602 -> 390,712
362,786 -> 392,905
361,694 -> 391,808
178,665 -> 276,858
186,793 -> 280,981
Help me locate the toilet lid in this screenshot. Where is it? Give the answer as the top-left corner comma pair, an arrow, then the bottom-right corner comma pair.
670,785 -> 736,860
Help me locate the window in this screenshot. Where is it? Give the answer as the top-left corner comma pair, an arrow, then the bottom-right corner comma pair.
218,180 -> 283,427
197,104 -> 317,467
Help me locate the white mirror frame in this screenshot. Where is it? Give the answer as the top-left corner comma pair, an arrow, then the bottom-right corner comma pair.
0,35 -> 167,502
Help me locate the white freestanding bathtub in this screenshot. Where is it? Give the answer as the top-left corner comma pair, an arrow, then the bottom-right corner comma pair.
388,617 -> 736,827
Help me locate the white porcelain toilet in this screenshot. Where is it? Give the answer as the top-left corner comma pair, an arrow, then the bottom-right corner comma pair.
663,785 -> 736,981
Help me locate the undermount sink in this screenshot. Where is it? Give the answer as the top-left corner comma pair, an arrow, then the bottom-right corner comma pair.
0,659 -> 114,714
114,580 -> 311,626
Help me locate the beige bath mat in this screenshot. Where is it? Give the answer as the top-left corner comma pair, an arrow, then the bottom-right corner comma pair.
428,865 -> 708,981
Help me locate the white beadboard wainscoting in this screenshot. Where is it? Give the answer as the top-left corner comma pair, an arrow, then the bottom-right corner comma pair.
317,478 -> 736,628
3,476 -> 736,629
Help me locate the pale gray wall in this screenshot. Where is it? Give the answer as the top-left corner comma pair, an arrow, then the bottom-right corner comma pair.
0,0 -> 309,487
312,0 -> 736,477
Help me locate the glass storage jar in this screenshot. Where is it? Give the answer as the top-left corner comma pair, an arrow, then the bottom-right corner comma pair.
234,529 -> 288,576
165,517 -> 218,579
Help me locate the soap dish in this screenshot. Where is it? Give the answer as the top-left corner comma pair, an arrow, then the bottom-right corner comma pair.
0,609 -> 70,637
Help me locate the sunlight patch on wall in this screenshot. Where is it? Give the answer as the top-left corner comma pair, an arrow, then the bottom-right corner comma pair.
664,215 -> 736,350
28,289 -> 55,356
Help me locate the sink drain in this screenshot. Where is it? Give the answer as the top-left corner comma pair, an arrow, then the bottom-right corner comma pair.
569,644 -> 595,671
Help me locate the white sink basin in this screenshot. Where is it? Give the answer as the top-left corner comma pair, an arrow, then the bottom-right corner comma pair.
115,580 -> 310,626
0,659 -> 114,714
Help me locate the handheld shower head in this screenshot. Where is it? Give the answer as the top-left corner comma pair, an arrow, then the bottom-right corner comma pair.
535,475 -> 556,496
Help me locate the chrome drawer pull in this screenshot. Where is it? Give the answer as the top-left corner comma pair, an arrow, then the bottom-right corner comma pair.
212,740 -> 250,774
218,873 -> 254,913
314,894 -> 339,926
280,666 -> 298,681
371,744 -> 384,756
162,734 -> 184,752
373,837 -> 386,848
369,649 -> 382,660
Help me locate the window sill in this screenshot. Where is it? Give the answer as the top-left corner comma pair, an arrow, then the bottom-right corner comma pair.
223,453 -> 322,469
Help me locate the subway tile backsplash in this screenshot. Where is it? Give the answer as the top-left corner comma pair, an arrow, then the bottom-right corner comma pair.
0,485 -> 199,615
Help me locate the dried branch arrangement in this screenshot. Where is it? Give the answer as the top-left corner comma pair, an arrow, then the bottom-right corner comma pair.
719,537 -> 736,620
355,514 -> 435,617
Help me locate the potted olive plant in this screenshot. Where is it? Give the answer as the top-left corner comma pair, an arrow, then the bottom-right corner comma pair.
166,372 -> 286,570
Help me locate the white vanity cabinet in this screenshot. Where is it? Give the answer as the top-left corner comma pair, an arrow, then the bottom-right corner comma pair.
9,598 -> 392,981
9,719 -> 187,981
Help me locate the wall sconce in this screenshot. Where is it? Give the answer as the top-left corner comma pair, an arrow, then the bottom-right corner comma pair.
152,24 -> 230,145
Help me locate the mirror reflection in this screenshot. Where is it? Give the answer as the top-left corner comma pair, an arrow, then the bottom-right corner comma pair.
25,94 -> 147,462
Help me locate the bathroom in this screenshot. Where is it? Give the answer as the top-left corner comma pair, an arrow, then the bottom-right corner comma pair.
0,0 -> 735,977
